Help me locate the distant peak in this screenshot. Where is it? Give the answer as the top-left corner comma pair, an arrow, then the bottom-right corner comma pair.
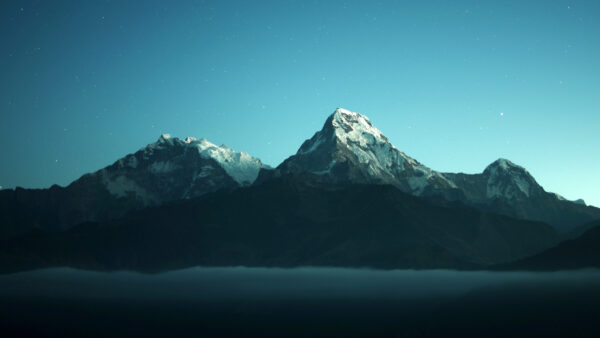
156,133 -> 175,145
493,158 -> 513,168
331,107 -> 371,123
154,135 -> 217,148
333,107 -> 353,116
140,134 -> 266,185
296,108 -> 389,156
486,158 -> 526,172
326,107 -> 381,137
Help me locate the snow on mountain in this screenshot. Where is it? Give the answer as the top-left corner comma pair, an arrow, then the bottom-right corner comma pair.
279,108 -> 457,196
484,158 -> 534,199
140,134 -> 267,186
443,157 -> 600,231
270,107 -> 600,231
193,138 -> 265,186
96,134 -> 268,205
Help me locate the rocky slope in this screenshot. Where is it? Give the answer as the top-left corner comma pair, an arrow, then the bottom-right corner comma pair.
262,108 -> 462,200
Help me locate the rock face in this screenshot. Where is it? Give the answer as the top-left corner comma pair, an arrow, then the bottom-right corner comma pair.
268,108 -> 461,199
0,135 -> 268,238
96,134 -> 266,205
497,220 -> 600,271
261,108 -> 600,232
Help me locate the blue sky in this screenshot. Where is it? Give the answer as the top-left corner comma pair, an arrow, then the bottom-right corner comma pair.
1,0 -> 599,206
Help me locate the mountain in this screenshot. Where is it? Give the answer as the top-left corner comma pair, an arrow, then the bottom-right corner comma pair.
260,108 -> 600,231
0,134 -> 267,238
496,220 -> 600,270
0,174 -> 560,273
261,108 -> 461,200
97,134 -> 267,203
445,159 -> 600,232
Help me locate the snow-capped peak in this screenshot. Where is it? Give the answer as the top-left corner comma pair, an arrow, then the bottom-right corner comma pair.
329,107 -> 387,147
156,133 -> 175,146
484,158 -> 535,198
143,134 -> 267,186
485,158 -> 528,173
332,107 -> 370,123
326,109 -> 441,185
287,108 -> 456,195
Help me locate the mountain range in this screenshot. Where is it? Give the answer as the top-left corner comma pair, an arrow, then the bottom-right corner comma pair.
1,108 -> 599,272
261,108 -> 598,231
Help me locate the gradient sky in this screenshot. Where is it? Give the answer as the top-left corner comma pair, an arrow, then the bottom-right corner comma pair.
1,0 -> 599,206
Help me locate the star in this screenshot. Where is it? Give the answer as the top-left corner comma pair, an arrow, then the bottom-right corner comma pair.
500,112 -> 504,117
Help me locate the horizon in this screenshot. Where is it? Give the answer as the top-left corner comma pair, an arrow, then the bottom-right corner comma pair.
1,1 -> 599,207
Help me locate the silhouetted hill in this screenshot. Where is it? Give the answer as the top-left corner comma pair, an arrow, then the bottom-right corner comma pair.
0,174 -> 560,273
497,220 -> 600,271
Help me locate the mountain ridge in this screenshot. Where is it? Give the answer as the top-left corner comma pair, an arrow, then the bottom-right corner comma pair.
262,108 -> 600,231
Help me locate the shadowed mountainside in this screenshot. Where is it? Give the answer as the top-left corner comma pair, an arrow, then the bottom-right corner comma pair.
0,174 -> 560,273
496,220 -> 600,271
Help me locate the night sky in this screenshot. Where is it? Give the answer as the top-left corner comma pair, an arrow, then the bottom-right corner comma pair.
1,0 -> 599,206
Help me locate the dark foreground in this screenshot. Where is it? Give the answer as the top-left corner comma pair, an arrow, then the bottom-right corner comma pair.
1,267 -> 599,337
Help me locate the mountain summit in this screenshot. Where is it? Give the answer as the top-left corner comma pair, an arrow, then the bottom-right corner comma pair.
94,134 -> 268,207
274,108 -> 458,198
483,158 -> 537,199
132,134 -> 266,190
